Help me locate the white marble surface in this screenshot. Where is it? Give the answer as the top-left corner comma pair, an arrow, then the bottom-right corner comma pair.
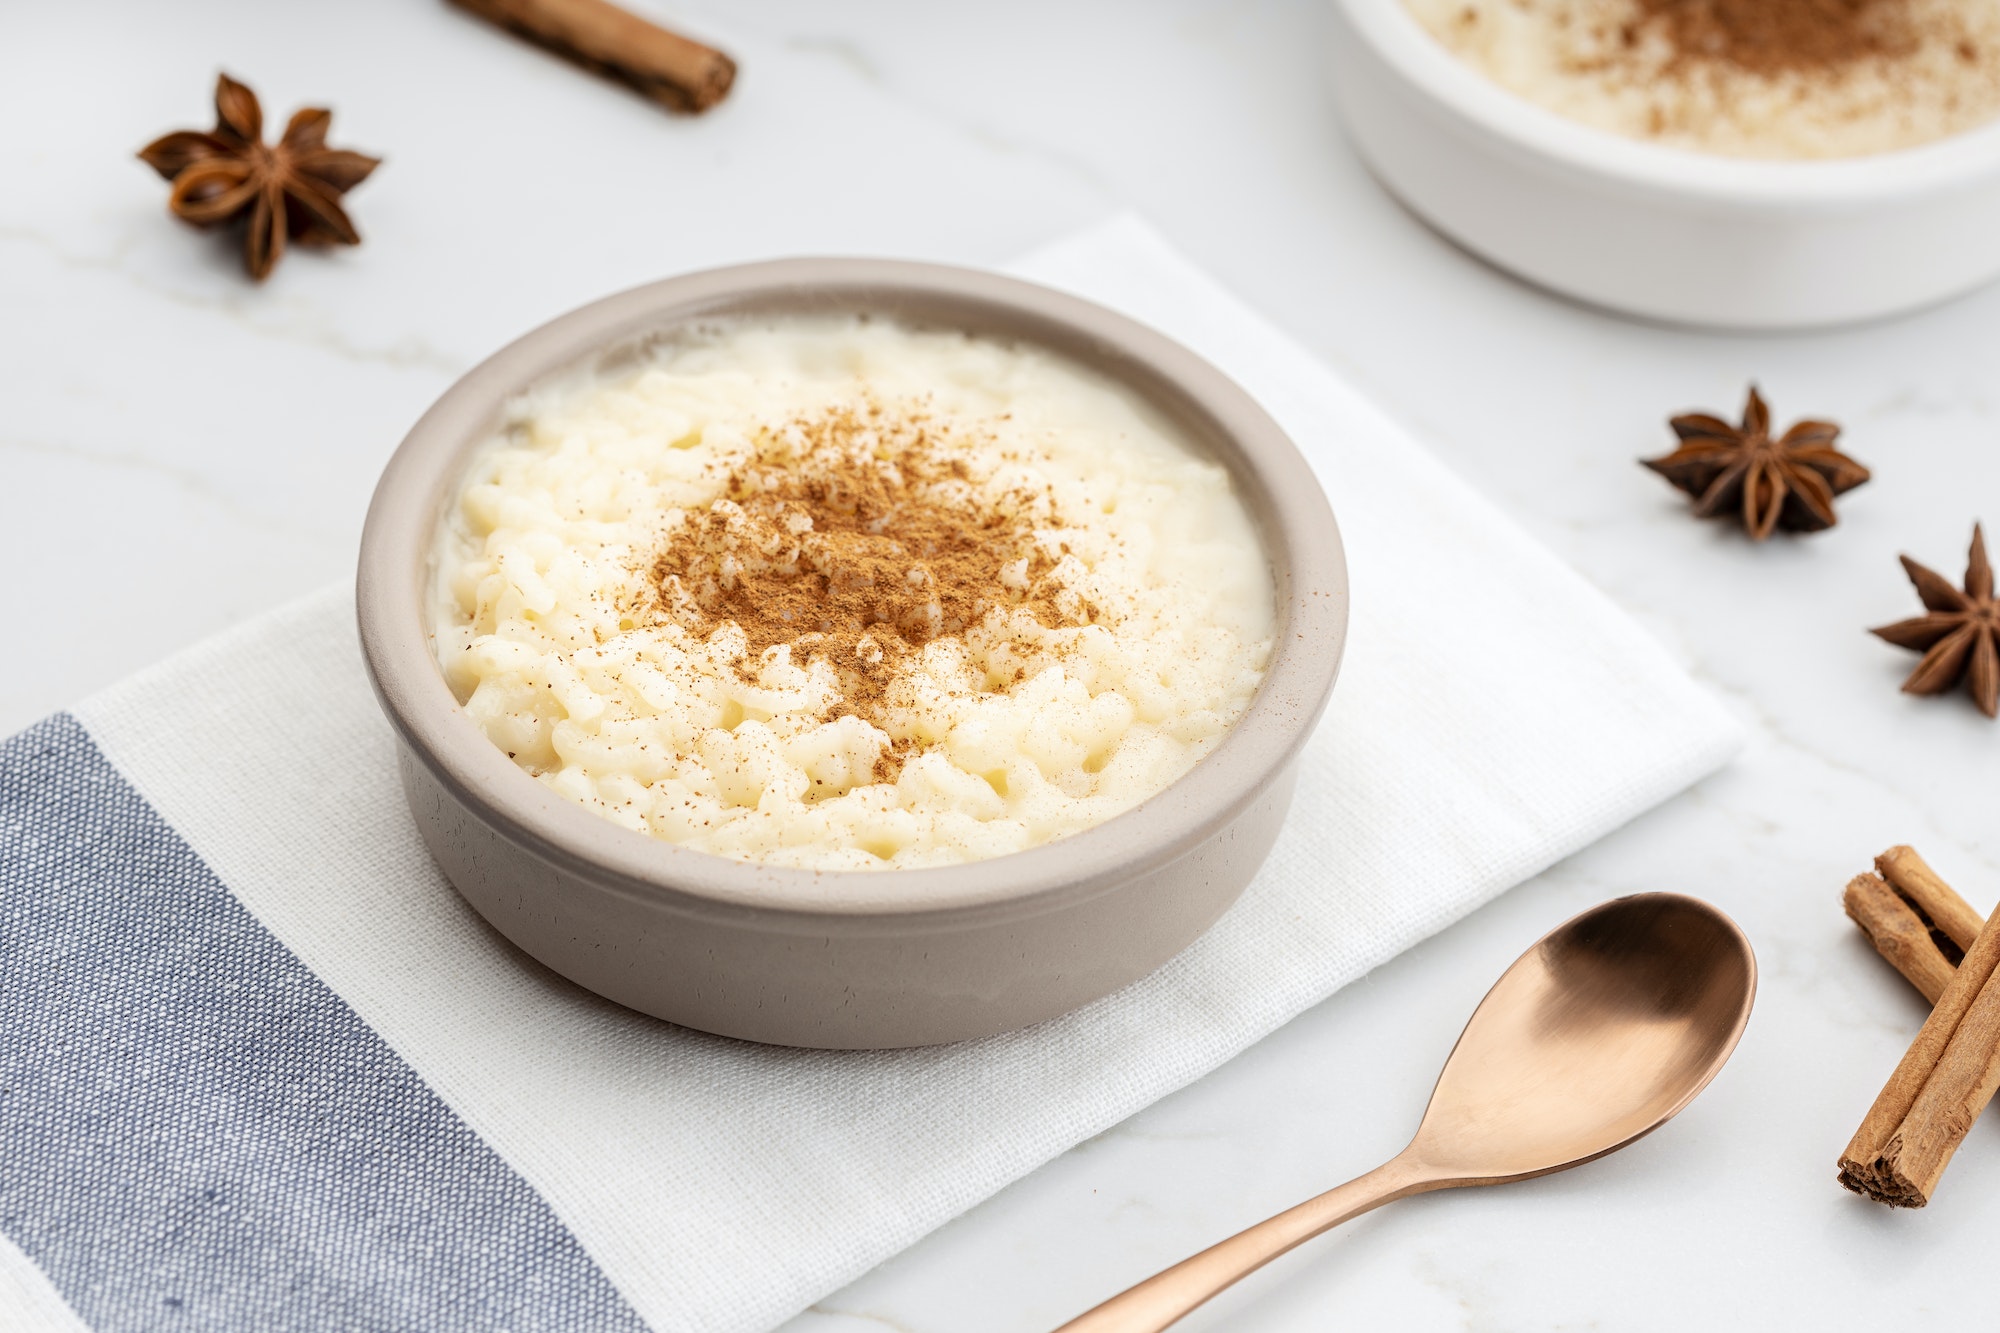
5,2 -> 1997,1329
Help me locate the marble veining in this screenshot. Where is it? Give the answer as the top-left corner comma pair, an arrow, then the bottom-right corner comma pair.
5,2 -> 1997,1330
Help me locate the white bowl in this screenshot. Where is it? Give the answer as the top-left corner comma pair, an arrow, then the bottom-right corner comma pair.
1330,0 -> 2000,329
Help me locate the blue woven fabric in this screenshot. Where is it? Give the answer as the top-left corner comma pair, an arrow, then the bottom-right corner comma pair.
0,714 -> 647,1332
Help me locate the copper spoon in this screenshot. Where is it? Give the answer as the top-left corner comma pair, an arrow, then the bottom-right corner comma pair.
1053,892 -> 1756,1333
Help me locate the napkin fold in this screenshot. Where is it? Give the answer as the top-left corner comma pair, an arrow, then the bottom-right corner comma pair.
0,218 -> 1740,1333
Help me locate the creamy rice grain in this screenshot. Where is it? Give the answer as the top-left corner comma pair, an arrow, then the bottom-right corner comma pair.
433,317 -> 1276,871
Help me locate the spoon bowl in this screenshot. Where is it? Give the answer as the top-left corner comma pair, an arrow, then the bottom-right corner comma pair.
1414,893 -> 1756,1181
1055,893 -> 1756,1332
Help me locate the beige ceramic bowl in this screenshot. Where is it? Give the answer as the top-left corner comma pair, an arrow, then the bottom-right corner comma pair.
356,259 -> 1347,1049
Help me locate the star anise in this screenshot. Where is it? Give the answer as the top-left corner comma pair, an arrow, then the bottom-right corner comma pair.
138,73 -> 380,281
1871,524 -> 1999,719
1642,386 -> 1870,540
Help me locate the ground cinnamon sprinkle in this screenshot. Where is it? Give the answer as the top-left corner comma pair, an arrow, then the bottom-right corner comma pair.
1632,0 -> 1920,75
648,399 -> 1096,738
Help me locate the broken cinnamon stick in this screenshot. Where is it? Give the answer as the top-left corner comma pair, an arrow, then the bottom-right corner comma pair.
1845,873 -> 1959,1005
1878,845 -> 1983,954
449,0 -> 736,113
1840,891 -> 2000,1206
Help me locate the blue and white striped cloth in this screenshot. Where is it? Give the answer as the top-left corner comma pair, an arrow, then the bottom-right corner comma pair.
0,220 -> 1742,1333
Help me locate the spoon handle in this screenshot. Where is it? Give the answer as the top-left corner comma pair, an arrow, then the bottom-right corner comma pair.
1051,1154 -> 1443,1333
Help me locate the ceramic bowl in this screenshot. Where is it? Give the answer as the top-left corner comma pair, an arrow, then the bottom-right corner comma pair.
356,259 -> 1348,1049
1330,0 -> 2000,329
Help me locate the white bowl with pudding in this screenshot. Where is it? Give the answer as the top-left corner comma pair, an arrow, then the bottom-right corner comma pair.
1330,0 -> 2000,328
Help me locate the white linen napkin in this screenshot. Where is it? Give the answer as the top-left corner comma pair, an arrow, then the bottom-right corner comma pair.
0,218 -> 1740,1333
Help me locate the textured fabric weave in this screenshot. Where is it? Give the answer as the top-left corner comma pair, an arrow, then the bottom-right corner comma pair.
0,220 -> 1742,1332
0,716 -> 644,1332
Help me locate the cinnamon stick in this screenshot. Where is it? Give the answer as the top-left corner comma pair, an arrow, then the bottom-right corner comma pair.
1845,873 -> 1959,1005
1874,964 -> 2000,1205
449,0 -> 736,113
1840,891 -> 2000,1206
1878,845 -> 1983,955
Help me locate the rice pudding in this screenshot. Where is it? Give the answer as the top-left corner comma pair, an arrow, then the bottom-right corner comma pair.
432,316 -> 1275,871
1404,0 -> 2000,159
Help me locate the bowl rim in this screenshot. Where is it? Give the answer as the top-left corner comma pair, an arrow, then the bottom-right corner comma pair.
1337,0 -> 2000,207
356,258 -> 1348,929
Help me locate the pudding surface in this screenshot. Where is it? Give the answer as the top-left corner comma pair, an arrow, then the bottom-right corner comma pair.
1405,0 -> 2000,159
432,316 -> 1276,870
